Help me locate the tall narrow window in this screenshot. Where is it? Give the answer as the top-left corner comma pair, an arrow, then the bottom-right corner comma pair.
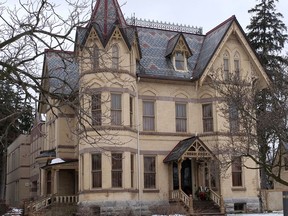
176,103 -> 187,132
144,156 -> 156,189
92,154 -> 102,188
92,44 -> 99,70
130,96 -> 133,127
92,94 -> 101,126
131,154 -> 134,188
175,52 -> 185,70
111,94 -> 121,125
234,52 -> 240,79
202,104 -> 213,132
229,104 -> 239,133
112,153 -> 122,187
223,51 -> 230,80
143,101 -> 155,131
234,59 -> 240,79
112,45 -> 119,70
232,157 -> 242,187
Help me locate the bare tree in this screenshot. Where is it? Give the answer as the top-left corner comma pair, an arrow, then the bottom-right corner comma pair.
0,0 -> 93,200
210,62 -> 288,187
1,0 -> 138,202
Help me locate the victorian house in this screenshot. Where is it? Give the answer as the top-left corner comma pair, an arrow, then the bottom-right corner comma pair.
25,0 -> 270,215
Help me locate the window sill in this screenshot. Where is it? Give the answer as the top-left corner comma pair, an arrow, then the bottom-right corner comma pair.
143,189 -> 159,193
231,187 -> 246,191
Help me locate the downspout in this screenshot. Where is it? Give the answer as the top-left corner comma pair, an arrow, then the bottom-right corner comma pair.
136,76 -> 141,213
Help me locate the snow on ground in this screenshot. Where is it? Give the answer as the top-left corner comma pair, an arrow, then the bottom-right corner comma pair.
2,208 -> 23,216
227,212 -> 283,216
152,212 -> 284,216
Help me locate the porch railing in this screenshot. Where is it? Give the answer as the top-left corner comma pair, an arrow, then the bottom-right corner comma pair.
52,195 -> 78,203
170,190 -> 193,213
26,195 -> 78,213
170,189 -> 224,214
209,189 -> 221,206
209,189 -> 225,213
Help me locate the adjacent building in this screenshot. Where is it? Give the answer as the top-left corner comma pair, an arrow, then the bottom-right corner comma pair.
6,134 -> 30,208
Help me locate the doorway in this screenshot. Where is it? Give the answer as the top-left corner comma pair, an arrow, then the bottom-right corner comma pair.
173,159 -> 192,195
181,159 -> 192,195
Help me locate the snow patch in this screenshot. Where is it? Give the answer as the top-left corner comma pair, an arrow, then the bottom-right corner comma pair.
49,158 -> 65,164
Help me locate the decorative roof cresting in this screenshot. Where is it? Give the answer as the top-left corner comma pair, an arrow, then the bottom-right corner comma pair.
126,17 -> 203,35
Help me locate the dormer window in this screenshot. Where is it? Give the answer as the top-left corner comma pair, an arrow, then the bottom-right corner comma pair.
175,52 -> 185,71
165,34 -> 192,72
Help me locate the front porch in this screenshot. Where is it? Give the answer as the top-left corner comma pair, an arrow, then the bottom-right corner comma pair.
164,136 -> 225,215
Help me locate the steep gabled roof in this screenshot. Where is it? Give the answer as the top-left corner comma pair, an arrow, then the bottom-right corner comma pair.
78,0 -> 137,49
88,0 -> 127,33
193,16 -> 235,79
136,27 -> 204,80
165,33 -> 193,57
163,136 -> 215,163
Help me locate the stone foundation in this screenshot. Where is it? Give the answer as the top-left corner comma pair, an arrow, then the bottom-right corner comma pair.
78,200 -> 171,216
224,197 -> 260,213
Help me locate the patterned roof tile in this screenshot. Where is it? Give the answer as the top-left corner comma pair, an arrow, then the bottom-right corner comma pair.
45,51 -> 78,95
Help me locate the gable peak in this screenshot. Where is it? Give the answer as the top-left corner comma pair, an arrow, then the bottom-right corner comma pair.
88,0 -> 127,33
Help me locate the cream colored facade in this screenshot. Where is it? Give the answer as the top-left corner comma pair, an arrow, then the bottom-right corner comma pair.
27,0 -> 271,215
6,134 -> 30,208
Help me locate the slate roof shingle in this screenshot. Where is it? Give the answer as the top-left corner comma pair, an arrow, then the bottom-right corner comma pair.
45,1 -> 239,93
45,51 -> 79,95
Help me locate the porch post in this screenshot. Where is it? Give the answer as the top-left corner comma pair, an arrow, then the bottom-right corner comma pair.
40,169 -> 45,196
218,162 -> 225,214
220,195 -> 225,213
189,194 -> 194,214
56,169 -> 59,194
208,159 -> 211,189
178,159 -> 182,192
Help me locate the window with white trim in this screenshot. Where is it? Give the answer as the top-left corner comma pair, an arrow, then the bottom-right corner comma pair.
112,153 -> 122,187
175,103 -> 187,132
144,156 -> 156,189
175,52 -> 185,71
92,153 -> 102,188
202,103 -> 213,132
143,101 -> 155,131
232,156 -> 243,187
111,93 -> 121,125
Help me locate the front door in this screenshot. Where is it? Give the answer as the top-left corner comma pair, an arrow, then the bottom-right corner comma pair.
172,159 -> 192,195
181,159 -> 192,195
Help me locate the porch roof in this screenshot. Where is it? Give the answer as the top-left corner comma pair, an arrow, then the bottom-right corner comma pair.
163,136 -> 215,163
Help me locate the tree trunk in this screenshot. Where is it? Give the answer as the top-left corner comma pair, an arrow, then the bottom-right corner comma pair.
0,150 -> 7,201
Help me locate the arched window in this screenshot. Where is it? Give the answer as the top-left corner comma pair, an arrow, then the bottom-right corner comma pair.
92,44 -> 99,70
234,51 -> 240,79
112,45 -> 119,70
223,51 -> 230,80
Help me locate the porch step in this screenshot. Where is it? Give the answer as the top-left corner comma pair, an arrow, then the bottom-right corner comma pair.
192,200 -> 224,216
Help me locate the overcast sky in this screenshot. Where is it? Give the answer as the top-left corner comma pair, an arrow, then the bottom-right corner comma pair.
118,0 -> 288,34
